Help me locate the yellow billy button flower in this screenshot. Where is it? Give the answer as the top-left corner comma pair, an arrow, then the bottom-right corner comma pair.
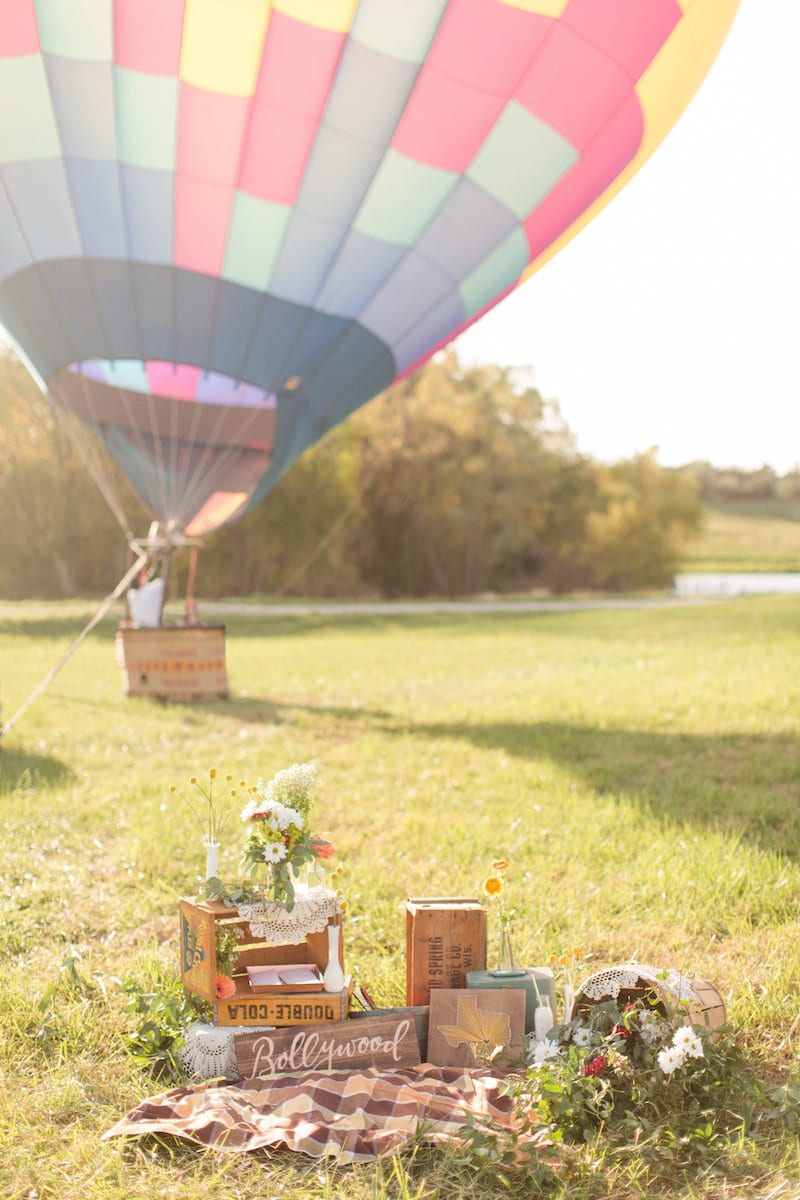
209,768 -> 217,779
482,875 -> 503,897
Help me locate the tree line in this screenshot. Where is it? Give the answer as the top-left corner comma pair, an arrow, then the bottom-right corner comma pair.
1,348 -> 705,599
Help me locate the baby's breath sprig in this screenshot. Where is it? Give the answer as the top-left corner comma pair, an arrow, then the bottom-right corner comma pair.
169,768 -> 242,844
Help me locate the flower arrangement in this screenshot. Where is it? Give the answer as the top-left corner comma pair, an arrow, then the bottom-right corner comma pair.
240,762 -> 334,910
482,860 -> 519,974
170,768 -> 241,847
520,987 -> 743,1144
458,978 -> 752,1180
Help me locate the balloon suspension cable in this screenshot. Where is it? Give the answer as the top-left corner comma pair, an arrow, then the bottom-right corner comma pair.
0,546 -> 150,741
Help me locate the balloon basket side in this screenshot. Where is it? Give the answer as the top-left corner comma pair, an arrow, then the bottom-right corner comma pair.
114,623 -> 229,703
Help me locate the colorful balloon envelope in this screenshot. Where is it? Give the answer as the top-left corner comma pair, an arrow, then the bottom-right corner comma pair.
0,0 -> 738,536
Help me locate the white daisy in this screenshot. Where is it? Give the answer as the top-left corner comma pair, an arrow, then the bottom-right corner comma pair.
263,841 -> 287,864
529,1038 -> 562,1065
657,1045 -> 686,1075
638,1010 -> 670,1047
573,1026 -> 593,1048
672,1026 -> 704,1059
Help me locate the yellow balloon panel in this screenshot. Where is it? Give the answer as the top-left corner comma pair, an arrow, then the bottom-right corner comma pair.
180,0 -> 271,96
497,0 -> 569,15
273,0 -> 359,34
518,0 -> 740,288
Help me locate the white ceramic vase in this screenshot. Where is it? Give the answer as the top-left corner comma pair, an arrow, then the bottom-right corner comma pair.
323,922 -> 345,993
534,999 -> 554,1042
204,839 -> 220,881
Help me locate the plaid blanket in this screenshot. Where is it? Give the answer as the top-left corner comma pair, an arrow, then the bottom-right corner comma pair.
104,1065 -> 516,1163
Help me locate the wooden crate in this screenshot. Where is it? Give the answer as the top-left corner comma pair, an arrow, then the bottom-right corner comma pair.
180,898 -> 346,1026
115,623 -> 228,701
405,897 -> 486,1007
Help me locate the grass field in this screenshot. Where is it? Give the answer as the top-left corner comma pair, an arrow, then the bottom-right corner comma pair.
681,500 -> 800,572
2,597 -> 800,1199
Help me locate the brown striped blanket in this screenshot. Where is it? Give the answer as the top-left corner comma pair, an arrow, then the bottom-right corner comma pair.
104,1065 -> 517,1163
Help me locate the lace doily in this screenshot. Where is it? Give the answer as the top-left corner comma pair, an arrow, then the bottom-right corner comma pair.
237,889 -> 342,943
178,1021 -> 272,1081
578,964 -> 695,1004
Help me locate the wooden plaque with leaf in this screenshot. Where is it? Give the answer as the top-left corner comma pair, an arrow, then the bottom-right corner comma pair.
426,988 -> 526,1069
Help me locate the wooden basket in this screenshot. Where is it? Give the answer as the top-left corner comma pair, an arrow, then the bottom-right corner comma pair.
115,622 -> 228,702
575,964 -> 726,1037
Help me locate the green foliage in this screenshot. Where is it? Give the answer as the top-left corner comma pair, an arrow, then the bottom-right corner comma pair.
0,350 -> 148,598
121,972 -> 210,1083
0,347 -> 702,599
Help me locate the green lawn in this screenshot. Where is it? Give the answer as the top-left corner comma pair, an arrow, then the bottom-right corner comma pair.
2,597 -> 800,1198
681,500 -> 800,572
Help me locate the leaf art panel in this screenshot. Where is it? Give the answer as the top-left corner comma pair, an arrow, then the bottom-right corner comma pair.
427,990 -> 526,1070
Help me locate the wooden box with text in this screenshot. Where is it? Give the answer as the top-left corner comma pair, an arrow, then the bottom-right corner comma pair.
405,898 -> 486,1007
179,898 -> 345,1025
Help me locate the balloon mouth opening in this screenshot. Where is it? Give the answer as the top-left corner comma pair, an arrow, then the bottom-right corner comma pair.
64,359 -> 278,409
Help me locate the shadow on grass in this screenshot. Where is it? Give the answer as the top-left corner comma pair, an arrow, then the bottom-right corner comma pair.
0,745 -> 73,793
403,716 -> 800,857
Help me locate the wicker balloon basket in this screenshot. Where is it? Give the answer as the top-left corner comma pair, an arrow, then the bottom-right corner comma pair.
575,964 -> 726,1038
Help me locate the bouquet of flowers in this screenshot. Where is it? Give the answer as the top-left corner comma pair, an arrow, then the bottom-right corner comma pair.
240,762 -> 334,910
523,989 -> 743,1145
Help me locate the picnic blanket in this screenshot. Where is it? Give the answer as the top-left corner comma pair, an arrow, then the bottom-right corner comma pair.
104,1065 -> 517,1163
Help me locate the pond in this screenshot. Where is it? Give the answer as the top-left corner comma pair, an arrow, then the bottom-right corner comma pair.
675,572 -> 800,595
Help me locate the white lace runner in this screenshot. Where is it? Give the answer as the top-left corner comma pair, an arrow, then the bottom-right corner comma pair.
237,888 -> 342,943
177,1021 -> 269,1081
578,964 -> 695,1004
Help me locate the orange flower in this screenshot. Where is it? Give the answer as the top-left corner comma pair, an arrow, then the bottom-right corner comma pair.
482,875 -> 503,897
215,974 -> 236,1000
491,860 -> 509,872
312,839 -> 336,860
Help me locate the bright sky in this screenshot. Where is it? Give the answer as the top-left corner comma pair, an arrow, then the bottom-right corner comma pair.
455,0 -> 800,473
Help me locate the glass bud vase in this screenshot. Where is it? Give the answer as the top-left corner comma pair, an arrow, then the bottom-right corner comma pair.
493,925 -> 520,977
204,838 -> 220,881
323,922 -> 345,993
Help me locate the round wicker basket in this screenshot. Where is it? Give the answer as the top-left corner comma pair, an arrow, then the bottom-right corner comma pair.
575,964 -> 726,1037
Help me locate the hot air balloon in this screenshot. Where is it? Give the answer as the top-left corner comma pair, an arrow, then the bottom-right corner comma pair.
0,0 -> 739,708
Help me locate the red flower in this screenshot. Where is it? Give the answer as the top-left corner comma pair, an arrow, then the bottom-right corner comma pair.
215,974 -> 236,1000
613,1024 -> 630,1040
583,1055 -> 608,1078
313,840 -> 336,860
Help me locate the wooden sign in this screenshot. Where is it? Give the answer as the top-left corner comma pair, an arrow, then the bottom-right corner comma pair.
405,898 -> 487,1006
216,985 -> 349,1027
235,1013 -> 421,1078
426,988 -> 526,1069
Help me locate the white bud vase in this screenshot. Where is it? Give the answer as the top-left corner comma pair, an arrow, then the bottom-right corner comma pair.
323,922 -> 345,993
534,999 -> 554,1042
204,839 -> 220,881
563,984 -> 575,1024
